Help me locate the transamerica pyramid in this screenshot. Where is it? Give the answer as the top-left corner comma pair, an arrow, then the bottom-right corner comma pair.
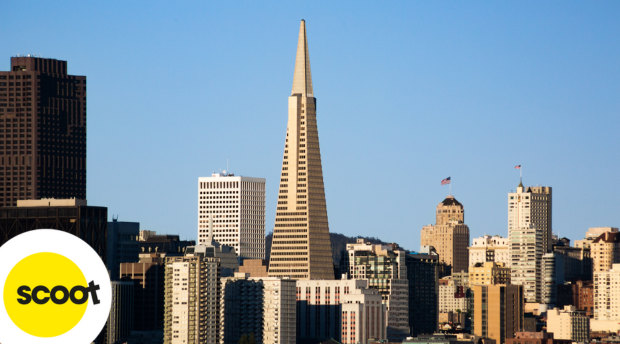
267,20 -> 334,280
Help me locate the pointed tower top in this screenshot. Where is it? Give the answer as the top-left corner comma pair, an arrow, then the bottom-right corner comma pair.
291,20 -> 313,97
518,177 -> 523,188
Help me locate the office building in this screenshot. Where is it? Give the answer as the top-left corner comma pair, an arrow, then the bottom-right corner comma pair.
120,253 -> 166,331
0,199 -> 107,262
473,284 -> 523,344
505,332 -> 571,344
107,281 -> 134,344
594,263 -> 620,321
0,56 -> 86,206
296,279 -> 386,344
139,234 -> 195,256
406,248 -> 442,337
108,219 -> 140,280
508,183 -> 552,252
340,240 -> 408,341
546,306 -> 590,342
510,224 -> 544,303
556,280 -> 594,317
469,262 -> 511,286
163,248 -> 222,344
591,231 -> 620,272
439,279 -> 469,313
541,252 -> 564,305
198,172 -> 266,260
421,195 -> 470,273
267,20 -> 334,280
469,235 -> 511,268
220,273 -> 296,344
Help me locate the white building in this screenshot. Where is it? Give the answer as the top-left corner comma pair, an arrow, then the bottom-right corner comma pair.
546,305 -> 590,342
508,183 -> 552,252
198,172 -> 266,260
220,273 -> 296,344
439,279 -> 469,313
468,235 -> 511,267
510,224 -> 544,303
594,263 -> 620,321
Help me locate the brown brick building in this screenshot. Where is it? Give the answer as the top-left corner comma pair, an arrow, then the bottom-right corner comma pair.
0,56 -> 86,206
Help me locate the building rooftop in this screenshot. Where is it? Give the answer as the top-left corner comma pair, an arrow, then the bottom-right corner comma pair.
17,198 -> 87,207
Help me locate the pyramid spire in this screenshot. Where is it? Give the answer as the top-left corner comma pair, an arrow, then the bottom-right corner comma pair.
291,20 -> 313,97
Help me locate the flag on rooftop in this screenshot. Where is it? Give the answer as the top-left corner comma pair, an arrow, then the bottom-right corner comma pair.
515,165 -> 521,169
441,177 -> 451,185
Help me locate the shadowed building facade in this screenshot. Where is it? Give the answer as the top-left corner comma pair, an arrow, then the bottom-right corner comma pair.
0,56 -> 86,206
268,20 -> 333,280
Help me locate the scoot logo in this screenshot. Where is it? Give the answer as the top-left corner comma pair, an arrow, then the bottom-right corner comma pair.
0,230 -> 111,344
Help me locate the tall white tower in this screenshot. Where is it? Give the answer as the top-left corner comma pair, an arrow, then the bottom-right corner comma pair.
198,172 -> 266,260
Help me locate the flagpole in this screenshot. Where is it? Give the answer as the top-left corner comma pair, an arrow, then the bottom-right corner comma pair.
449,181 -> 452,196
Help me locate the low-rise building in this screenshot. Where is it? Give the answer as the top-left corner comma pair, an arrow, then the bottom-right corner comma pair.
546,305 -> 590,342
505,332 -> 571,344
403,333 -> 496,344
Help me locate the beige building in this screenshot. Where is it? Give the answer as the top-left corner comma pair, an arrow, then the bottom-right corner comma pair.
473,284 -> 524,344
268,20 -> 334,280
296,279 -> 386,344
469,235 -> 510,268
238,259 -> 269,277
469,262 -> 511,286
421,195 -> 470,273
508,183 -> 552,252
594,263 -> 620,321
198,173 -> 266,260
591,231 -> 620,272
510,224 -> 544,303
220,273 -> 296,344
439,279 -> 469,313
546,305 -> 590,342
575,227 -> 618,249
164,253 -> 221,344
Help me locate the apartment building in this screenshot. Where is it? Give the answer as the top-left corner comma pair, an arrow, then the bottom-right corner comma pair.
594,263 -> 620,321
473,284 -> 524,344
469,262 -> 511,286
546,306 -> 590,342
510,224 -> 544,303
469,235 -> 511,268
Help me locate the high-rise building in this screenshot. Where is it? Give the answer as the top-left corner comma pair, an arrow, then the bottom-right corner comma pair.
473,284 -> 524,344
546,306 -> 590,342
106,281 -> 134,344
0,56 -> 87,206
510,224 -> 544,303
553,241 -> 592,282
220,273 -> 296,344
198,172 -> 266,260
508,183 -> 552,252
594,263 -> 620,321
340,240 -> 409,341
0,199 -> 107,262
120,253 -> 166,331
591,231 -> 620,273
295,279 -> 386,344
163,248 -> 222,344
469,235 -> 511,268
541,252 -> 564,305
421,195 -> 470,273
405,248 -> 442,337
267,20 -> 334,280
469,262 -> 511,286
108,219 -> 140,280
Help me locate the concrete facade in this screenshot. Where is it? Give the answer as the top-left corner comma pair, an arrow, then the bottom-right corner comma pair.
510,224 -> 544,303
473,284 -> 524,344
469,235 -> 510,268
594,263 -> 620,321
198,173 -> 266,260
546,305 -> 590,342
268,20 -> 334,280
469,262 -> 511,286
439,279 -> 469,313
421,195 -> 470,273
508,184 -> 552,253
591,231 -> 620,273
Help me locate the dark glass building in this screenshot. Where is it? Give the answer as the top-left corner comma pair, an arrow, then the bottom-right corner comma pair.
406,249 -> 442,337
0,56 -> 86,206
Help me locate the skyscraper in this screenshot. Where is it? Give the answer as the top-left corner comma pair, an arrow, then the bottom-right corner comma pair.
267,20 -> 333,280
473,284 -> 524,344
198,172 -> 266,260
508,183 -> 552,252
421,195 -> 470,273
0,56 -> 87,206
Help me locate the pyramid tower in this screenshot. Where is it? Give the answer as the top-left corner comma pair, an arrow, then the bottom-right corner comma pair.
268,20 -> 334,280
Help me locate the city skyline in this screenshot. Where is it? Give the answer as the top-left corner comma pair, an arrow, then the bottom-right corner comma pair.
1,2 -> 618,250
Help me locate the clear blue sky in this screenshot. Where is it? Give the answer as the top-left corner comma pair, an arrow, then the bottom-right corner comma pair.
2,1 -> 619,250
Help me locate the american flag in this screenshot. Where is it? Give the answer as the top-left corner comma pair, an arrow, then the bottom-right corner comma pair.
441,177 -> 451,185
515,165 -> 521,169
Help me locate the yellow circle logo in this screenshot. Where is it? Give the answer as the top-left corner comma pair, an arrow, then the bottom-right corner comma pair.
3,252 -> 88,338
